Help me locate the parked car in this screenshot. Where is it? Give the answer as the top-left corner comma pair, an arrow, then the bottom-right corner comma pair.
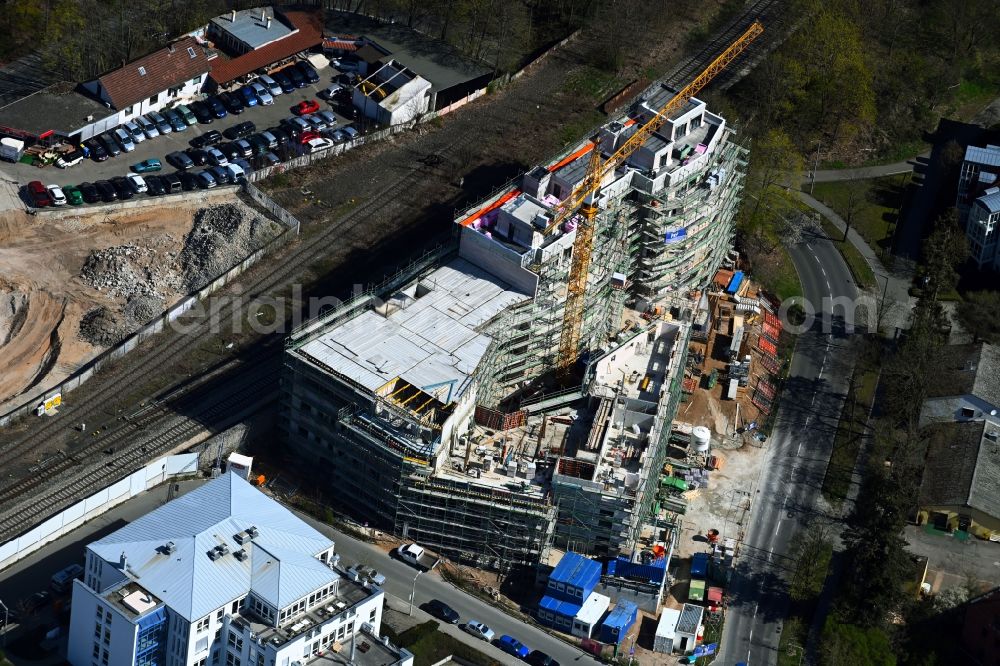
239,85 -> 259,107
162,172 -> 182,193
272,69 -> 295,93
281,116 -> 311,137
163,108 -> 187,132
497,636 -> 530,659
302,113 -> 327,132
220,142 -> 242,163
195,169 -> 217,189
124,120 -> 146,143
78,182 -> 100,203
113,127 -> 136,152
346,564 -> 386,587
175,104 -> 198,126
145,175 -> 166,195
186,148 -> 210,166
110,176 -> 134,200
136,115 -> 159,139
227,163 -> 247,183
462,621 -> 495,642
249,134 -> 271,156
341,126 -> 360,140
166,151 -> 194,170
305,137 -> 334,153
527,650 -> 560,666
268,126 -> 292,145
295,59 -> 320,83
262,151 -> 281,166
126,174 -> 148,193
55,150 -> 84,168
293,99 -> 320,115
223,121 -> 256,141
190,129 -> 223,149
283,65 -> 306,88
316,110 -> 337,128
218,91 -> 244,115
147,112 -> 172,134
45,183 -> 67,205
232,159 -> 251,177
206,95 -> 228,118
209,164 -> 233,185
84,138 -> 108,161
25,180 -> 52,207
258,74 -> 282,97
63,185 -> 84,205
94,180 -> 118,202
190,101 -> 215,124
421,600 -> 459,624
331,57 -> 360,73
299,131 -> 322,145
250,81 -> 274,105
206,147 -> 228,167
233,139 -> 253,158
329,129 -> 348,144
24,591 -> 51,613
98,133 -> 121,157
177,170 -> 198,191
318,83 -> 344,100
132,158 -> 162,173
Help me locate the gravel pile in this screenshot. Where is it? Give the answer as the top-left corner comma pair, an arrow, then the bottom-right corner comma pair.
180,204 -> 279,290
123,295 -> 163,329
80,239 -> 182,300
79,306 -> 128,347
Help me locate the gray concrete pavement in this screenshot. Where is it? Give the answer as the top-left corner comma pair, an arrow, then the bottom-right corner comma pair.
904,525 -> 1000,593
718,230 -> 860,666
806,155 -> 927,184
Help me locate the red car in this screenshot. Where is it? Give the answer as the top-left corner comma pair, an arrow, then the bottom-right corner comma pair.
298,131 -> 322,145
26,180 -> 52,207
293,99 -> 320,115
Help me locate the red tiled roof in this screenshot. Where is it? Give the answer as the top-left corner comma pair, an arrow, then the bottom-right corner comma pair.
209,10 -> 323,86
97,37 -> 210,110
323,38 -> 359,51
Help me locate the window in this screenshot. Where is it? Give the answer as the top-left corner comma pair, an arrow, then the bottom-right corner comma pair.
231,599 -> 241,614
93,644 -> 100,658
226,653 -> 241,666
369,608 -> 376,623
188,47 -> 197,59
94,622 -> 102,638
103,628 -> 111,645
216,608 -> 224,622
96,607 -> 104,620
138,66 -> 147,76
195,659 -> 207,666
197,616 -> 210,632
194,74 -> 202,83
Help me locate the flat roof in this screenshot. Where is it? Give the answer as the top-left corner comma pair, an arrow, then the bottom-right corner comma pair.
965,144 -> 1000,168
576,591 -> 610,625
296,258 -> 528,400
0,83 -> 110,137
211,7 -> 294,50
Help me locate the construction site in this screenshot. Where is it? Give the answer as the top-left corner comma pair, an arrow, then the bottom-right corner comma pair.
278,24 -> 771,574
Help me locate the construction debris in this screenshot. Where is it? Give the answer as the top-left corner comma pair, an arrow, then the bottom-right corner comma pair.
78,306 -> 128,347
180,204 -> 280,290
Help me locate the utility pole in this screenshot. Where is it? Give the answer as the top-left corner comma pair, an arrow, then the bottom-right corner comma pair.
408,569 -> 423,616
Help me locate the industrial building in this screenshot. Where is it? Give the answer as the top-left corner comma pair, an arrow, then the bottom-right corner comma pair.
282,75 -> 747,571
66,472 -> 409,666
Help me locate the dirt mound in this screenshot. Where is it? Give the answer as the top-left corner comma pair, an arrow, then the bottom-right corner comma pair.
180,204 -> 280,290
78,306 -> 128,347
123,295 -> 163,329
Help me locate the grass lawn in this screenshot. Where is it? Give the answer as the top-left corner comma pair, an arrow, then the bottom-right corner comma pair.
811,174 -> 910,256
776,615 -> 808,666
821,365 -> 880,506
817,218 -> 877,291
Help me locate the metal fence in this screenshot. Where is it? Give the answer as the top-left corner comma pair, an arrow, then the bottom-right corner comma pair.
0,184 -> 302,427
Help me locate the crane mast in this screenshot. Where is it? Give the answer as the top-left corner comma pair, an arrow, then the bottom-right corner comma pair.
554,20 -> 764,376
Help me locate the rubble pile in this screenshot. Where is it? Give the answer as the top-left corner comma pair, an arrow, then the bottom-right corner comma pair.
123,295 -> 163,329
78,306 -> 128,347
180,204 -> 279,290
80,239 -> 182,300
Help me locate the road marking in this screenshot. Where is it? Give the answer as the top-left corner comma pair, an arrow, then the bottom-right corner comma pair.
821,267 -> 827,277
773,519 -> 782,537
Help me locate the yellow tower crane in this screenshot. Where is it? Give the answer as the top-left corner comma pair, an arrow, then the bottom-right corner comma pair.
550,20 -> 764,376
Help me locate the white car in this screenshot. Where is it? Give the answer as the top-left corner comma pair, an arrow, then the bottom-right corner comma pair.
258,74 -> 282,96
462,621 -> 495,642
305,137 -> 334,154
250,82 -> 274,105
55,151 -> 84,168
46,184 -> 66,205
206,147 -> 228,167
126,174 -> 147,193
319,84 -> 344,100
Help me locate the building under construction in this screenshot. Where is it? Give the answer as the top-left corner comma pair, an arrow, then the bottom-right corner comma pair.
281,49 -> 751,570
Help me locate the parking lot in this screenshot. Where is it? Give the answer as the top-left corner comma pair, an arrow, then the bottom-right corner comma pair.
0,60 -> 358,197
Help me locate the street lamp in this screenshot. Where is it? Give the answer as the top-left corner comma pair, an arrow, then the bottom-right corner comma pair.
408,569 -> 423,616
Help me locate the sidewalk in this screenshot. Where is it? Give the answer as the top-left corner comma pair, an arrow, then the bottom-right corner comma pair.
808,153 -> 928,183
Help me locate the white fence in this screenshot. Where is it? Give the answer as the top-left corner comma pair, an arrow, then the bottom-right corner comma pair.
0,452 -> 198,571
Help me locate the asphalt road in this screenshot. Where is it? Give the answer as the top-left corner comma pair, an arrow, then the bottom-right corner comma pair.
717,231 -> 859,666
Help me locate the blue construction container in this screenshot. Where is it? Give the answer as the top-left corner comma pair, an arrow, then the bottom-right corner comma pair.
537,594 -> 582,632
606,555 -> 666,584
599,601 -> 638,645
726,271 -> 744,294
545,552 -> 602,602
691,552 -> 709,579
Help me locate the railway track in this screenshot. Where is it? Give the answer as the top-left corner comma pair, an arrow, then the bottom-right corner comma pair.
0,134 -> 474,544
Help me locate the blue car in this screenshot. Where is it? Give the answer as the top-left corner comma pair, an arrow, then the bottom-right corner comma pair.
206,95 -> 228,119
239,85 -> 259,107
497,635 -> 529,659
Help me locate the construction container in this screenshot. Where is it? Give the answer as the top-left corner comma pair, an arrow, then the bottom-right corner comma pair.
599,600 -> 638,645
691,552 -> 709,579
689,579 -> 706,601
653,608 -> 681,653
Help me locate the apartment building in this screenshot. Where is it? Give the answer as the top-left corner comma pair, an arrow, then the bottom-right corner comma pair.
956,144 -> 1000,269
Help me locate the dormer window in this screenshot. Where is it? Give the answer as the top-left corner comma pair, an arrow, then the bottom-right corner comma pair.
138,66 -> 146,76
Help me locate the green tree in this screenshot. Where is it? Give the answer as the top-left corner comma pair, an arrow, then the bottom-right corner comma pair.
788,526 -> 834,602
921,208 -> 968,303
746,128 -> 803,224
957,290 -> 1000,343
820,619 -> 896,666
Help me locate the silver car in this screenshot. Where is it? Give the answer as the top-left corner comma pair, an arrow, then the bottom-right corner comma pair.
136,116 -> 159,139
147,112 -> 171,134
249,81 -> 274,105
124,120 -> 145,143
258,74 -> 282,97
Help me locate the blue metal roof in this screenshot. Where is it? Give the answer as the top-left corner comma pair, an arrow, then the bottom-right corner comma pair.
539,594 -> 582,618
976,191 -> 1000,214
964,144 -> 1000,168
90,472 -> 337,621
602,600 -> 638,630
549,551 -> 602,591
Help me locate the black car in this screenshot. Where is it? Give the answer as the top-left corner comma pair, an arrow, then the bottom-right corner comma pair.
24,591 -> 51,613
526,651 -> 560,666
279,117 -> 305,138
177,170 -> 198,191
84,138 -> 108,162
94,180 -> 118,202
206,95 -> 228,118
284,65 -> 305,88
220,143 -> 241,162
190,130 -> 223,149
210,165 -> 233,185
190,101 -> 215,124
166,151 -> 195,170
98,133 -> 121,157
78,181 -> 100,203
218,91 -> 244,115
272,69 -> 295,93
422,600 -> 459,624
249,134 -> 271,156
223,121 -> 256,141
186,148 -> 210,166
295,60 -> 320,84
267,126 -> 291,146
110,176 -> 134,200
146,175 -> 166,195
162,172 -> 182,193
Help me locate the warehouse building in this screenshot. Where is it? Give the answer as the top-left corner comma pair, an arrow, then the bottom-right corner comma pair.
353,60 -> 432,125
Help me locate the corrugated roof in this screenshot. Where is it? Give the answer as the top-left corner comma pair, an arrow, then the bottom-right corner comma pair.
210,8 -> 293,51
209,10 -> 323,86
549,551 -> 602,591
538,594 -> 581,618
602,600 -> 638,630
976,191 -> 1000,214
298,258 -> 527,399
964,144 -> 1000,168
675,603 -> 703,634
90,472 -> 337,621
96,37 -> 209,110
925,343 -> 1000,407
